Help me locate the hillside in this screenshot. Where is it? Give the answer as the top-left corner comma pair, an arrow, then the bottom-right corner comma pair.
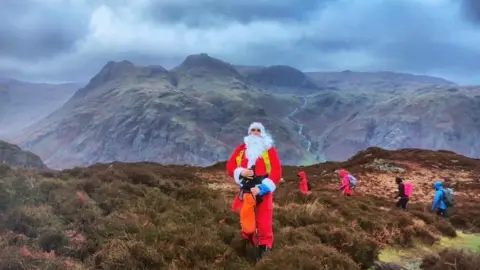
305,70 -> 455,92
0,147 -> 478,269
235,67 -> 454,94
0,140 -> 47,169
0,77 -> 81,137
236,65 -> 325,94
293,86 -> 480,161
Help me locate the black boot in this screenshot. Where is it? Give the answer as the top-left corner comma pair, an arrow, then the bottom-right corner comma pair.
235,238 -> 250,257
242,238 -> 249,251
256,245 -> 270,261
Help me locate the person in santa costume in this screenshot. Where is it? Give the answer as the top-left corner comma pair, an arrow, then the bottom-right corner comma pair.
226,122 -> 282,260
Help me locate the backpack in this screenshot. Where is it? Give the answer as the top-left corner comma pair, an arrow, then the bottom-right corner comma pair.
442,188 -> 454,207
348,175 -> 357,189
404,182 -> 413,197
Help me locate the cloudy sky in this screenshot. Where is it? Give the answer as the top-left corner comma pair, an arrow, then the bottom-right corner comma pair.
2,0 -> 480,84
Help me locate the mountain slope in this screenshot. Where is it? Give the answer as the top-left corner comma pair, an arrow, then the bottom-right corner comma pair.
293,86 -> 480,161
9,53 -> 478,168
0,78 -> 81,137
305,70 -> 455,92
13,54 -> 306,169
236,65 -> 327,94
0,140 -> 47,169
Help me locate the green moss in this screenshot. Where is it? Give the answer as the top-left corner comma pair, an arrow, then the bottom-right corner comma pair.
378,230 -> 480,267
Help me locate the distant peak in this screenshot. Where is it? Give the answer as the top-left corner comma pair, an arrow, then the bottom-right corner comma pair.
99,60 -> 136,76
145,65 -> 168,74
190,53 -> 210,58
176,53 -> 241,77
0,76 -> 17,84
103,60 -> 136,70
180,53 -> 226,68
246,64 -> 320,91
81,60 -> 138,91
265,65 -> 303,74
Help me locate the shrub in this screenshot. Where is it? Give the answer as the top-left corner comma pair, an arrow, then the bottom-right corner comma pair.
256,244 -> 360,270
0,161 -> 476,269
421,249 -> 480,270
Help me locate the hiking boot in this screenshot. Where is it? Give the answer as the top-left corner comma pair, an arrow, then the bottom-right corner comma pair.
256,245 -> 270,261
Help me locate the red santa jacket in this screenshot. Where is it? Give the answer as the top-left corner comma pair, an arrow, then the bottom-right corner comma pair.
226,143 -> 282,210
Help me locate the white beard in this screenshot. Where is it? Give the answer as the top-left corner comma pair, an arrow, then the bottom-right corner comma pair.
244,134 -> 273,168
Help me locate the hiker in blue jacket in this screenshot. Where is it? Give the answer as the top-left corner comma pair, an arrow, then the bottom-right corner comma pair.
431,181 -> 448,217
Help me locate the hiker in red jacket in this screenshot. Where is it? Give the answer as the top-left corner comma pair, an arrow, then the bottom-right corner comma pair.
226,122 -> 282,260
298,171 -> 311,195
337,169 -> 353,196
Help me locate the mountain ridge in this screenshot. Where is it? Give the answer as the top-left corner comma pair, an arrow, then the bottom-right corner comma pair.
6,53 -> 478,169
11,54 -> 308,169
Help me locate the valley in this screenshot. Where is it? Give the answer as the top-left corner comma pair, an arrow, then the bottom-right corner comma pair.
284,95 -> 319,164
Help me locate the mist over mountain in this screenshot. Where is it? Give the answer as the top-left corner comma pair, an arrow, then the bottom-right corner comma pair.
0,78 -> 82,137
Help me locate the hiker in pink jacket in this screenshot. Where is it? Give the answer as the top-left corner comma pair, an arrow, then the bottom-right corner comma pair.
395,177 -> 413,210
337,169 -> 353,196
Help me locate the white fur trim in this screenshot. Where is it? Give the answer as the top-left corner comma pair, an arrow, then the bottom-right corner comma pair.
262,178 -> 277,193
248,122 -> 266,135
233,167 -> 245,185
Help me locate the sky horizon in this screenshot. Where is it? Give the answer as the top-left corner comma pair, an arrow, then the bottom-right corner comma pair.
2,0 -> 480,85
1,54 -> 466,86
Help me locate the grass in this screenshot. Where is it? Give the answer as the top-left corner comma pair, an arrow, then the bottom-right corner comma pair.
298,151 -> 327,166
378,231 -> 480,269
298,157 -> 317,166
437,231 -> 480,252
420,249 -> 480,270
0,162 -> 474,269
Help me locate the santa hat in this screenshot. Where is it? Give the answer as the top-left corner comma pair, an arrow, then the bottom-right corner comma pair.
247,122 -> 266,135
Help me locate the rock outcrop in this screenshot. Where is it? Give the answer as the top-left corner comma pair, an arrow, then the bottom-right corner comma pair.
0,140 -> 47,169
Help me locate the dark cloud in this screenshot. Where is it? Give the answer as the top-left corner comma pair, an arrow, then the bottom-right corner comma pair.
288,0 -> 480,77
1,0 -> 480,85
375,40 -> 480,73
460,0 -> 480,24
0,0 -> 90,60
146,0 -> 332,27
